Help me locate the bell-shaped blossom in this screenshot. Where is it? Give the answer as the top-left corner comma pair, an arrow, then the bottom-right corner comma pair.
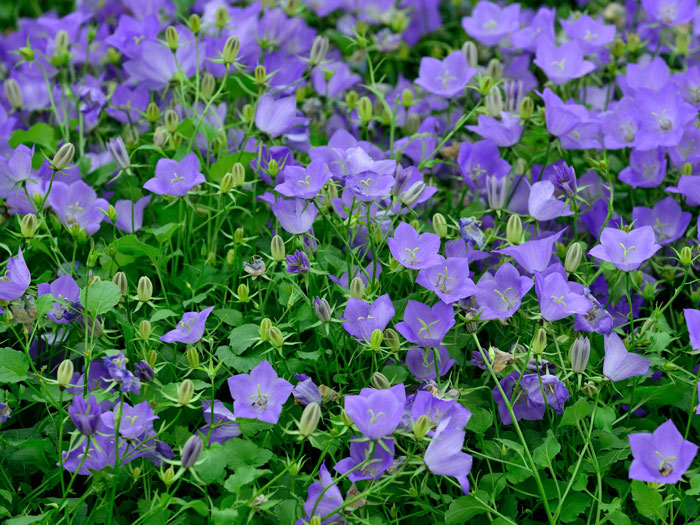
641,0 -> 696,26
534,271 -> 593,322
329,262 -> 381,289
493,371 -> 569,425
411,390 -> 471,433
143,153 -> 205,197
292,374 -> 323,406
341,294 -> 395,344
632,197 -> 691,245
574,288 -> 614,334
466,112 -> 524,147
396,300 -> 455,348
424,419 -> 473,494
111,196 -> 151,233
545,160 -> 577,198
629,419 -> 698,484
458,218 -> 486,249
528,180 -> 573,221
405,346 -> 455,382
666,176 -> 700,206
683,309 -> 700,350
416,257 -> 475,303
0,145 -> 34,187
534,41 -> 595,85
160,306 -> 214,344
457,140 -> 510,191
296,464 -> 344,525
255,94 -> 303,138
68,395 -> 101,436
388,222 -> 442,270
286,250 -> 310,274
495,229 -> 565,274
511,7 -> 555,52
619,147 -> 667,188
474,263 -> 533,319
0,248 -> 31,301
272,198 -> 318,234
461,1 -> 520,46
635,85 -> 696,150
116,402 -> 158,441
561,14 -> 615,54
603,333 -> 650,382
48,180 -> 108,235
345,171 -> 395,202
275,159 -> 332,199
199,400 -> 241,445
334,437 -> 394,481
589,226 -> 661,271
227,360 -> 293,425
344,385 -> 406,440
602,98 -> 640,149
414,51 -> 475,98
37,274 -> 80,324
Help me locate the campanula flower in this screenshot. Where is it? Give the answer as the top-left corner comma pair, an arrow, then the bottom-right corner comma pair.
227,360 -> 293,424
272,198 -> 318,234
48,180 -> 108,235
457,140 -> 510,191
296,464 -> 344,525
684,309 -> 700,351
534,41 -> 595,85
143,153 -> 205,197
395,300 -> 455,348
589,227 -> 661,271
561,14 -> 615,54
334,437 -> 394,481
634,85 -> 696,150
68,395 -> 101,436
416,258 -> 476,304
111,196 -> 152,233
275,159 -> 332,199
414,51 -> 475,98
255,94 -> 302,138
199,400 -> 241,445
474,263 -> 533,319
292,374 -> 323,406
405,346 -> 455,382
411,390 -> 471,433
462,1 -> 520,46
424,418 -> 472,494
603,333 -> 650,382
534,271 -> 593,322
345,171 -> 395,202
344,384 -> 406,440
341,294 -> 395,344
666,176 -> 700,206
0,402 -> 11,424
641,0 -> 696,25
632,196 -> 691,245
619,147 -> 667,188
388,222 -> 442,270
37,274 -> 80,324
0,248 -> 31,301
528,181 -> 573,221
495,229 -> 565,274
160,306 -> 214,344
0,144 -> 34,185
285,250 -> 310,274
466,112 -> 524,147
629,419 -> 698,483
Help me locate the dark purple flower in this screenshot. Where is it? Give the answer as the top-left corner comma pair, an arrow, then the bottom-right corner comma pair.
344,385 -> 406,440
227,360 -> 293,424
341,294 -> 395,344
0,402 -> 10,424
603,333 -> 650,382
574,288 -> 614,334
143,153 -> 205,197
160,306 -> 214,344
388,222 -> 442,270
629,419 -> 698,484
103,354 -> 140,394
134,360 -> 155,382
334,437 -> 394,481
286,250 -> 310,274
68,395 -> 101,436
589,227 -> 661,271
395,300 -> 455,348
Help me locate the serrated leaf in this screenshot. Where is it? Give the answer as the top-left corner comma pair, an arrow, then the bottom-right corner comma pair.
223,439 -> 272,470
559,398 -> 591,427
533,430 -> 560,468
630,480 -> 663,519
223,466 -> 270,492
80,281 -> 121,317
0,348 -> 29,383
194,443 -> 229,484
445,492 -> 490,523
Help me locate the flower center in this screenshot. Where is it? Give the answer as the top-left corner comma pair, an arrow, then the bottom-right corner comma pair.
171,172 -> 185,184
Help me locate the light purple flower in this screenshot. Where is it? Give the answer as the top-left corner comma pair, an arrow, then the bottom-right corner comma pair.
629,419 -> 698,484
589,227 -> 661,272
341,294 -> 395,344
474,263 -> 533,319
424,418 -> 472,494
37,274 -> 80,324
275,159 -> 332,199
641,0 -> 696,25
344,385 -> 405,440
395,300 -> 455,348
405,346 -> 455,382
462,1 -> 520,46
414,51 -> 475,98
345,171 -> 395,202
388,222 -> 442,270
683,309 -> 700,350
160,306 -> 214,344
411,390 -> 471,433
0,145 -> 34,186
227,360 -> 293,425
619,148 -> 667,188
534,271 -> 592,322
416,257 -> 476,304
68,395 -> 101,436
528,181 -> 573,221
334,437 -> 394,481
199,400 -> 241,445
561,14 -> 615,54
48,180 -> 108,235
0,248 -> 31,301
296,464 -> 344,525
111,196 -> 151,233
255,94 -> 300,138
272,198 -> 318,234
457,140 -> 511,191
143,153 -> 205,197
632,197 -> 691,245
534,41 -> 595,85
466,112 -> 524,147
495,229 -> 565,274
603,333 -> 650,382
666,176 -> 700,206
634,85 -> 696,150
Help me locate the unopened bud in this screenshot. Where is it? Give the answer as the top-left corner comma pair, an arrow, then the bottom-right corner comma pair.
4,78 -> 22,110
479,76 -> 494,95
215,6 -> 228,28
186,346 -> 200,369
181,435 -> 203,468
310,35 -> 329,66
106,136 -> 130,171
105,204 -> 117,224
401,88 -> 413,108
57,359 -> 74,390
532,328 -> 547,355
232,162 -> 245,186
52,143 -> 75,171
506,214 -> 522,244
313,297 -> 331,323
237,283 -> 249,303
55,30 -> 69,53
569,337 -> 590,374
146,102 -> 159,123
405,113 -> 421,135
413,414 -> 432,440
137,276 -> 153,302
165,26 -> 178,51
112,272 -> 128,296
260,318 -> 272,341
627,33 -> 641,53
402,182 -> 426,206
268,326 -> 284,347
254,65 -> 267,86
676,31 -> 690,56
681,162 -> 693,176
271,235 -> 286,262
357,96 -> 372,123
383,328 -> 400,353
223,35 -> 240,66
20,214 -> 37,238
178,379 -> 194,405
370,371 -> 390,389
220,172 -> 235,193
349,277 -> 365,299
565,242 -> 583,274
369,329 -> 383,350
462,41 -> 478,68
486,58 -> 502,81
200,72 -> 215,100
485,90 -> 503,117
162,466 -> 175,486
520,96 -> 534,120
432,213 -> 447,238
611,38 -> 625,58
298,402 -> 321,438
680,246 -> 693,267
188,13 -> 201,34
242,103 -> 254,122
345,90 -> 358,110
139,320 -> 152,340
164,109 -> 179,133
340,408 -> 353,427
308,516 -> 321,525
234,227 -> 245,244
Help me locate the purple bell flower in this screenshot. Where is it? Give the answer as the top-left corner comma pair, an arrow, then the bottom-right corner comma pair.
160,306 -> 214,344
632,196 -> 691,245
199,400 -> 241,445
589,226 -> 661,272
143,153 -> 205,197
334,437 -> 394,481
603,333 -> 650,382
388,222 -> 442,270
0,248 -> 31,301
405,346 -> 455,382
227,360 -> 293,424
286,250 -> 310,274
495,229 -> 565,274
395,300 -> 455,348
629,419 -> 698,484
341,294 -> 395,344
416,257 -> 476,304
296,464 -> 344,525
68,395 -> 101,436
424,418 -> 473,494
414,51 -> 475,98
474,263 -> 533,319
344,385 -> 406,440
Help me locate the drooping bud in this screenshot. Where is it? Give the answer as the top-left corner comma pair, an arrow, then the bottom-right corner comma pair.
309,35 -> 329,66
139,320 -> 152,340
532,328 -> 547,355
178,379 -> 194,405
223,35 -> 240,67
4,78 -> 23,110
461,41 -> 478,68
357,96 -> 372,123
146,102 -> 159,123
432,213 -> 447,238
165,26 -> 179,51
200,72 -> 215,100
413,414 -> 432,440
680,246 -> 693,267
186,347 -> 200,369
313,297 -> 331,323
506,214 -> 522,244
137,276 -> 153,302
260,318 -> 272,341
112,272 -> 128,296
564,242 -> 583,274
52,143 -> 75,171
20,213 -> 38,238
298,402 -> 321,438
345,90 -> 358,110
57,359 -> 74,390
271,235 -> 286,262
569,337 -> 590,374
520,96 -> 534,120
349,277 -> 365,299
369,329 -> 383,351
164,109 -> 179,133
237,283 -> 250,303
268,326 -> 284,347
370,371 -> 390,389
383,328 -> 400,353
181,435 -> 203,468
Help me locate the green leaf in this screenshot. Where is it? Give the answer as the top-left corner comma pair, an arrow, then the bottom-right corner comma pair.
6,515 -> 48,525
687,473 -> 700,496
151,222 -> 180,243
194,443 -> 229,484
110,235 -> 160,265
213,309 -> 243,326
466,407 -> 493,433
35,293 -> 57,318
630,480 -> 663,520
381,364 -> 408,384
559,398 -> 591,427
0,348 -> 29,383
223,439 -> 272,470
9,123 -> 56,152
80,281 -> 121,317
533,430 -> 561,468
444,492 -> 490,523
150,309 -> 179,323
227,324 -> 260,354
593,405 -> 616,432
223,466 -> 270,492
560,492 -> 591,522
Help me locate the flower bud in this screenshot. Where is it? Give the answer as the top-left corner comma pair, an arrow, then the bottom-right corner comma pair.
200,72 -> 215,100
309,35 -> 329,66
186,347 -> 200,369
137,276 -> 153,302
104,204 -> 117,224
611,38 -> 625,58
52,143 -> 75,171
271,235 -> 286,262
564,242 -> 583,274
569,337 -> 590,374
681,246 -> 693,267
357,96 -> 372,123
162,466 -> 175,486
220,172 -> 235,194
223,35 -> 240,67
413,414 -> 432,440
146,102 -> 160,123
676,31 -> 690,56
313,297 -> 331,323
370,371 -> 390,389
226,249 -> 235,265
237,283 -> 250,303
520,96 -> 534,120
298,402 -> 321,438
242,103 -> 254,123
106,136 -> 130,171
188,13 -> 201,34
401,182 -> 426,206
345,90 -> 358,110
139,319 -> 152,340
485,89 -> 503,117
340,408 -> 354,427
20,213 -> 37,238
164,109 -> 179,133
461,41 -> 478,68
506,214 -> 522,244
369,329 -> 383,351
269,326 -> 284,347
234,227 -> 245,244
4,78 -> 23,110
532,328 -> 547,355
231,162 -> 245,186
627,33 -> 641,53
165,26 -> 178,51
260,318 -> 272,341
181,435 -> 203,468
432,213 -> 447,238
681,162 -> 693,176
135,359 -> 155,382
405,113 -> 421,135
383,328 -> 400,353
112,271 -> 128,296
55,30 -> 69,54
254,65 -> 267,86
57,359 -> 74,390
486,58 -> 502,81
308,516 -> 321,525
178,379 -> 194,405
478,76 -> 494,95
349,277 -> 365,299
401,88 -> 413,108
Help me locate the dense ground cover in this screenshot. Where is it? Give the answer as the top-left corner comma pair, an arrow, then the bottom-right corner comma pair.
0,0 -> 700,523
